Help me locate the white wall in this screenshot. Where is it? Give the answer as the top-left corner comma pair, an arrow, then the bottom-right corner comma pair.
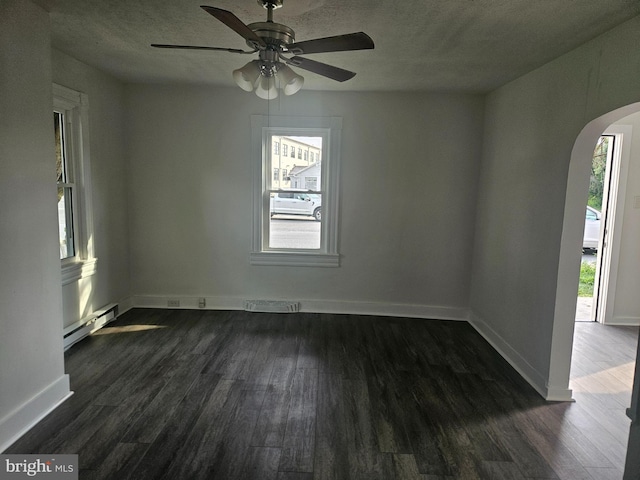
0,0 -> 71,451
51,50 -> 130,328
469,14 -> 640,401
607,112 -> 640,325
125,87 -> 484,317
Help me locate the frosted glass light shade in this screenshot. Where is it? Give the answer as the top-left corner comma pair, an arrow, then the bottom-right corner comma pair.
233,60 -> 261,92
278,65 -> 304,96
255,75 -> 278,100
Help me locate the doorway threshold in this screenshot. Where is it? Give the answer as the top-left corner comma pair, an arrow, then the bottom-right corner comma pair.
576,296 -> 594,322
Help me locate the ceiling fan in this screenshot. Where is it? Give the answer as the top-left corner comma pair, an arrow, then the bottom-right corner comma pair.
152,0 -> 375,99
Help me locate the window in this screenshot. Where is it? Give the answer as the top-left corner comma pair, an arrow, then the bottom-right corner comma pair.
55,111 -> 74,260
298,149 -> 302,160
282,169 -> 288,180
304,151 -> 308,162
274,141 -> 280,155
283,144 -> 288,156
273,168 -> 280,181
53,84 -> 96,284
251,115 -> 341,267
290,146 -> 296,158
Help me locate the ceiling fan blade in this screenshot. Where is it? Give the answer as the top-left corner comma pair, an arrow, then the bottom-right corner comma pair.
285,56 -> 356,82
151,44 -> 256,54
287,32 -> 374,55
200,6 -> 266,48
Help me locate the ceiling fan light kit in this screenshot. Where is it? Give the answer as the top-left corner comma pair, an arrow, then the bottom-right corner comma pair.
152,0 -> 374,100
232,60 -> 261,91
255,75 -> 279,99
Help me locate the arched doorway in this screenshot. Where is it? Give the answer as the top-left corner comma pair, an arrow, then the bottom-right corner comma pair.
551,101 -> 640,478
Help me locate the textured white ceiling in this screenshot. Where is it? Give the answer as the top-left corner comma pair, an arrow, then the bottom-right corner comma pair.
33,0 -> 640,93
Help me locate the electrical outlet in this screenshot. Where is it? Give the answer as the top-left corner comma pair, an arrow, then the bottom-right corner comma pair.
198,298 -> 206,308
167,299 -> 180,308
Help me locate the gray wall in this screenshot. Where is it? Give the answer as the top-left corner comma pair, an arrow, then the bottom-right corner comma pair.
0,0 -> 70,450
124,86 -> 484,316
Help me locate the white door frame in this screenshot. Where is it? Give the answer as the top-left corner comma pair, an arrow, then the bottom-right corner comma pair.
592,125 -> 633,324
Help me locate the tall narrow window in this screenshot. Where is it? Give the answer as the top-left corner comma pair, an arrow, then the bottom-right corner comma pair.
53,84 -> 96,284
55,111 -> 75,259
251,115 -> 341,267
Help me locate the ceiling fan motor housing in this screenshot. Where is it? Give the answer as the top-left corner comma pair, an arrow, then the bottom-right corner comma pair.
247,22 -> 295,49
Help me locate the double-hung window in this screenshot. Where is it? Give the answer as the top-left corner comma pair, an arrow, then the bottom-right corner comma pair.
250,115 -> 341,267
53,84 -> 96,284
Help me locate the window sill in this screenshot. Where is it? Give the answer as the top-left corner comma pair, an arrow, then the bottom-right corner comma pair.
61,257 -> 98,285
250,251 -> 339,267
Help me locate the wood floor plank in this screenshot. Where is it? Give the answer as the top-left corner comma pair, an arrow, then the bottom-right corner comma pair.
77,375 -> 168,469
252,356 -> 297,447
279,368 -> 318,473
161,378 -> 244,479
204,386 -> 269,480
238,446 -> 281,480
89,442 -> 149,480
125,373 -> 225,479
277,472 -> 314,480
121,353 -> 208,443
314,373 -> 349,480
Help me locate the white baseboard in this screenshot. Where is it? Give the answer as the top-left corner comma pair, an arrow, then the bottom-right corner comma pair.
606,316 -> 640,326
133,295 -> 244,311
469,311 -> 573,402
0,375 -> 72,453
117,296 -> 134,316
299,299 -> 469,321
132,294 -> 470,321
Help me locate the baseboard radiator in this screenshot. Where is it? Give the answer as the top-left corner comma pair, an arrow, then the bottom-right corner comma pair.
63,303 -> 118,351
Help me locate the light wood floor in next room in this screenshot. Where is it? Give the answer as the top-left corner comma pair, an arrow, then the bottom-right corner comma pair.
6,309 -> 639,480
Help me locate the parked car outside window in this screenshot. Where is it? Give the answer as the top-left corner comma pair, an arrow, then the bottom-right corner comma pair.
583,206 -> 601,251
270,190 -> 322,221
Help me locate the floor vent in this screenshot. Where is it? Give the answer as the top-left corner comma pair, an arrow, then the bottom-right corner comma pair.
244,300 -> 299,313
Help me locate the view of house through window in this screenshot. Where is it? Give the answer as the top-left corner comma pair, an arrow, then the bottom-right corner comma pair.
268,135 -> 323,249
55,111 -> 75,259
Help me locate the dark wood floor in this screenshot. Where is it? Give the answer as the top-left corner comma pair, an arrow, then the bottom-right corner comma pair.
6,309 -> 638,479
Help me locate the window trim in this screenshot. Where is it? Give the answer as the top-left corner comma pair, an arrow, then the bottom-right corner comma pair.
250,115 -> 341,267
53,84 -> 97,284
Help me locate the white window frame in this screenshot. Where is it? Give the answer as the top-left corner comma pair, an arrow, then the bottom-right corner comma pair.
53,84 -> 97,285
250,115 -> 341,267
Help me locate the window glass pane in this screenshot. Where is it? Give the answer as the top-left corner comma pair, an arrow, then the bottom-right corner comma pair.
55,109 -> 75,260
54,112 -> 65,183
267,135 -> 323,250
269,193 -> 322,249
58,186 -> 75,259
